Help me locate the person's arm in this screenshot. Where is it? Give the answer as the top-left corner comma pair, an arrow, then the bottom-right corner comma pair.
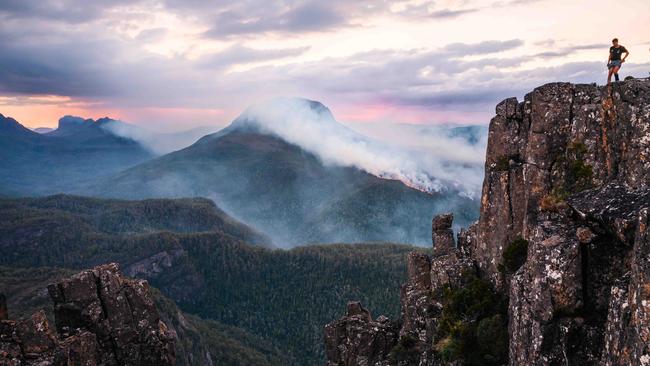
622,47 -> 629,62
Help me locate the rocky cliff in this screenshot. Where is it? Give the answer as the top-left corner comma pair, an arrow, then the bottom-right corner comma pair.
325,79 -> 650,365
0,263 -> 175,365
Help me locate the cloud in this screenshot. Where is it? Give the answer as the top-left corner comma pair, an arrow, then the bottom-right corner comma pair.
1,0 -> 649,130
441,39 -> 525,56
0,15 -> 530,114
533,43 -> 610,59
205,3 -> 346,37
427,8 -> 479,18
135,28 -> 168,43
202,1 -> 351,37
0,0 -> 136,23
198,0 -> 481,37
393,2 -> 479,19
572,43 -> 609,50
6,17 -> 644,124
198,44 -> 311,69
0,36 -> 120,97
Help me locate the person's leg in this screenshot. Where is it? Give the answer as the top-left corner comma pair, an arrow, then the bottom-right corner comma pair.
613,66 -> 621,81
608,67 -> 614,84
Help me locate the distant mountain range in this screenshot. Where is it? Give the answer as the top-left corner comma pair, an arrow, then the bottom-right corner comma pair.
0,114 -> 153,195
0,100 -> 484,246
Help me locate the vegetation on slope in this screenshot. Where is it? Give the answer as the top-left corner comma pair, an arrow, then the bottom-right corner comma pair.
435,272 -> 509,366
0,195 -> 421,364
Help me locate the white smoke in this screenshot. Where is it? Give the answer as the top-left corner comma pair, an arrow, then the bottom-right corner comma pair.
101,120 -> 219,155
232,98 -> 487,198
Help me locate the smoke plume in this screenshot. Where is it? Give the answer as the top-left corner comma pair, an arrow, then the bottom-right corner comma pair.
229,97 -> 487,198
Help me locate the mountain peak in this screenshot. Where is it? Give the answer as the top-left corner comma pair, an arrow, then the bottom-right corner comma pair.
0,113 -> 38,137
56,115 -> 118,129
58,115 -> 92,128
229,97 -> 339,133
52,115 -> 121,137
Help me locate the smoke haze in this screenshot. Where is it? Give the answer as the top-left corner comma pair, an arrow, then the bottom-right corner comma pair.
101,120 -> 219,155
229,98 -> 487,198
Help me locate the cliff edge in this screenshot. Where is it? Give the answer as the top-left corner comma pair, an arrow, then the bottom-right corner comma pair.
325,79 -> 650,365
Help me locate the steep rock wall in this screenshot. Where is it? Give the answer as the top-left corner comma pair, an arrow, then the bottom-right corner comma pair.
325,78 -> 650,366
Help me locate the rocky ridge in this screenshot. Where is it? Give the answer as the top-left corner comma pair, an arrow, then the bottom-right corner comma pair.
325,79 -> 650,365
0,263 -> 175,365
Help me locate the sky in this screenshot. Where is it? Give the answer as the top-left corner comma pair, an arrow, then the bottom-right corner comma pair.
0,0 -> 649,130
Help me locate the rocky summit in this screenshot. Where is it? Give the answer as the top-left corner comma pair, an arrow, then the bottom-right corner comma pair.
0,263 -> 175,366
325,79 -> 650,365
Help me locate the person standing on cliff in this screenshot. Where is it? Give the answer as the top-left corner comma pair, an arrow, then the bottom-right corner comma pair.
607,38 -> 629,84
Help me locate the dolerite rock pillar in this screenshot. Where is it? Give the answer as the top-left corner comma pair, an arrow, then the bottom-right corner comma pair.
432,213 -> 454,255
430,214 -> 474,292
400,252 -> 433,338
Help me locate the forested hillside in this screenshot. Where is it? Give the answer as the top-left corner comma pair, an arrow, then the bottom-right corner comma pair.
0,195 -> 423,364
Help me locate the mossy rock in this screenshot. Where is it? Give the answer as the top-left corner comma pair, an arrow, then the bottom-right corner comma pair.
434,272 -> 508,366
499,237 -> 529,275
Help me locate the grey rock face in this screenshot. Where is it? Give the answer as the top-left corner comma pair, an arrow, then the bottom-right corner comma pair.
484,80 -> 650,365
476,80 -> 650,285
125,249 -> 187,279
0,263 -> 175,366
324,301 -> 398,366
432,213 -> 455,256
325,79 -> 650,366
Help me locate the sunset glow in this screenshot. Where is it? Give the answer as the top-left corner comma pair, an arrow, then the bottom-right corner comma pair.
1,0 -> 649,129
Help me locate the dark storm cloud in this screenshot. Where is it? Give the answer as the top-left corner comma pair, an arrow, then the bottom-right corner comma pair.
0,29 -> 120,96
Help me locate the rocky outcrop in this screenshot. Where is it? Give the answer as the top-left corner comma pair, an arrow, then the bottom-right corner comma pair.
325,213 -> 474,366
488,80 -> 650,365
325,78 -> 650,366
0,263 -> 175,365
324,301 -> 399,366
476,80 -> 650,284
430,214 -> 474,294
